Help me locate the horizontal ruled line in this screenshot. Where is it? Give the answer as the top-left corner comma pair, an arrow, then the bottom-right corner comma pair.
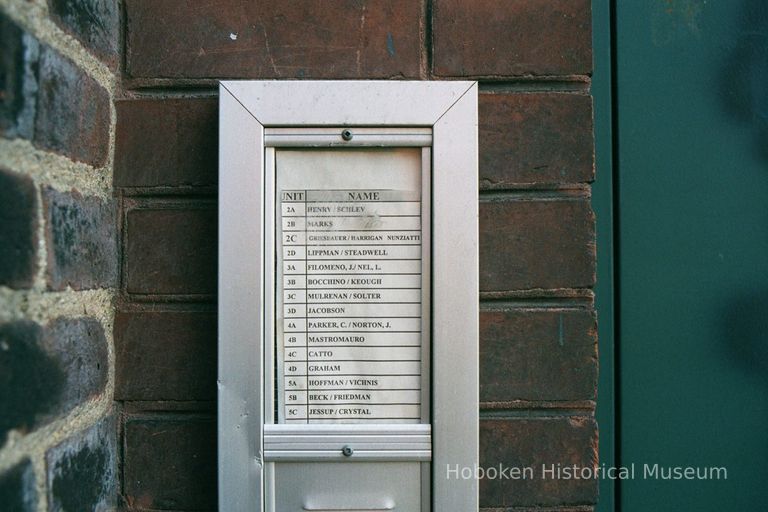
297,229 -> 421,232
290,388 -> 421,392
297,345 -> 421,348
286,418 -> 423,421
292,300 -> 421,306
285,360 -> 421,363
284,374 -> 421,377
284,245 -> 421,248
283,246 -> 421,250
304,417 -> 422,420
286,287 -> 421,290
291,403 -> 421,406
285,273 -> 421,276
282,200 -> 421,204
285,331 -> 422,334
302,258 -> 422,261
285,317 -> 421,319
288,214 -> 421,218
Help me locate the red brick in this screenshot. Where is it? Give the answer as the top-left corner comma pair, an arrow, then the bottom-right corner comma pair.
125,0 -> 423,80
123,416 -> 216,510
0,169 -> 38,289
48,0 -> 119,67
479,418 -> 598,507
0,458 -> 36,511
0,13 -> 38,140
115,310 -> 217,401
433,0 -> 592,77
115,98 -> 218,188
34,47 -> 110,166
480,308 -> 597,402
1,15 -> 110,166
46,415 -> 116,512
43,188 -> 117,291
42,318 -> 109,417
479,199 -> 595,291
0,321 -> 60,443
125,206 -> 217,296
0,318 -> 109,443
480,93 -> 594,188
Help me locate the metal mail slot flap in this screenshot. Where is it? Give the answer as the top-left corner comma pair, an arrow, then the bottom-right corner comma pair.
273,461 -> 421,511
264,424 -> 431,462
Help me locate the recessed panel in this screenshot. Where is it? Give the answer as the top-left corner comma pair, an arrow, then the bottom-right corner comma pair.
274,462 -> 421,512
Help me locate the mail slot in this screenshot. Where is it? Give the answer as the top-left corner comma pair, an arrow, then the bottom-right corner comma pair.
219,81 -> 478,511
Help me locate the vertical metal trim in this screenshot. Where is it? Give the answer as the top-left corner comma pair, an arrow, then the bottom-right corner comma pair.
218,86 -> 265,512
420,146 -> 433,512
420,146 -> 432,424
432,84 -> 479,511
264,147 -> 277,512
265,147 -> 276,425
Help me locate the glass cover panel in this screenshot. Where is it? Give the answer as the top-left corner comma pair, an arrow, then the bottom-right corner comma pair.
276,148 -> 425,424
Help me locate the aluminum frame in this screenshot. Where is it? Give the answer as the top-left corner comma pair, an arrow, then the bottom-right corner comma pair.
219,80 -> 478,512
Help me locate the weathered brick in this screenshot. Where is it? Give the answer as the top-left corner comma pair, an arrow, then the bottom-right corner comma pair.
124,416 -> 216,510
480,308 -> 597,402
48,0 -> 119,66
115,310 -> 217,401
479,418 -> 597,507
43,318 -> 109,413
0,459 -> 36,512
115,98 -> 218,188
125,207 -> 217,296
479,93 -> 594,188
479,199 -> 595,291
125,0 -> 422,79
43,188 -> 117,291
0,14 -> 109,164
0,13 -> 39,140
46,415 -> 116,512
0,321 -> 65,442
0,169 -> 38,289
34,47 -> 110,166
433,0 -> 592,77
0,318 -> 107,442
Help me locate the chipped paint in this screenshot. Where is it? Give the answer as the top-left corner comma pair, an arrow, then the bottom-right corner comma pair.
386,32 -> 396,56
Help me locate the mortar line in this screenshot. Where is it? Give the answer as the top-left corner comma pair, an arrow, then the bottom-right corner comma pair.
32,452 -> 46,512
33,184 -> 47,290
0,139 -> 112,199
0,391 -> 115,474
0,288 -> 115,323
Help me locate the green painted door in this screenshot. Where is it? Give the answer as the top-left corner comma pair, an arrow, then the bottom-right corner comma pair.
615,1 -> 768,510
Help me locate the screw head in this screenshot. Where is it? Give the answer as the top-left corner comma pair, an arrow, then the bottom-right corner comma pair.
341,445 -> 354,457
341,129 -> 353,141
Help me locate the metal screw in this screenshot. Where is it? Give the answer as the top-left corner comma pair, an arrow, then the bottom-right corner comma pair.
341,129 -> 353,141
341,445 -> 354,457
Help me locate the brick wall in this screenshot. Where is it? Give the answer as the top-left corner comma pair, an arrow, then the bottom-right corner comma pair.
0,0 -> 119,510
114,1 -> 596,511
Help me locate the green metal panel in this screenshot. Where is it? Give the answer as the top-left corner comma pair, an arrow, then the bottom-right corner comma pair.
615,1 -> 768,510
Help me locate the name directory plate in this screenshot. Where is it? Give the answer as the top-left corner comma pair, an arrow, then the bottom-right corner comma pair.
276,149 -> 427,424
